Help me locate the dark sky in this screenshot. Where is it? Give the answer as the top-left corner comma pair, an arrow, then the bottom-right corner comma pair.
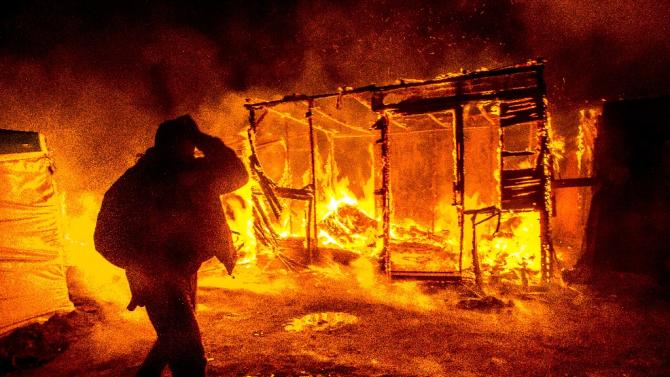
0,0 -> 668,193
2,0 -> 669,105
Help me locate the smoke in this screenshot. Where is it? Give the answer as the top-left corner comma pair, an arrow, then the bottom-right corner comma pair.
0,0 -> 668,306
0,24 -> 244,193
1,3 -> 667,183
294,0 -> 670,104
293,0 -> 523,91
518,0 -> 670,106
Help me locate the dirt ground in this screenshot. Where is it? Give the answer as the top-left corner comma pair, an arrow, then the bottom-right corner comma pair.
4,259 -> 670,377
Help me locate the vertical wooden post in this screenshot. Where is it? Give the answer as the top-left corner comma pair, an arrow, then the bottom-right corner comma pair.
247,107 -> 256,141
373,114 -> 391,275
381,116 -> 391,276
284,118 -> 293,235
471,214 -> 483,287
535,63 -> 556,285
247,107 -> 257,172
306,100 -> 318,263
454,103 -> 466,275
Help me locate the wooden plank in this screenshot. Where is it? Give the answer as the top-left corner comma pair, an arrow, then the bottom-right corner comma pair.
375,87 -> 540,115
501,150 -> 535,157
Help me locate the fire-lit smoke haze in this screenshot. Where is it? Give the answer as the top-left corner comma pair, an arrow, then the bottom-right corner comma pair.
1,0 -> 668,193
1,0 -> 668,189
1,3 -> 670,376
0,0 -> 668,303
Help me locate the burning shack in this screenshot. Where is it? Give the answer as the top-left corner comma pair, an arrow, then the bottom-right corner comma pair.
242,60 -> 560,287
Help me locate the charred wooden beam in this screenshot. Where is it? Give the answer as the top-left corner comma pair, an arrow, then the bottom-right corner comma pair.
251,196 -> 279,248
254,169 -> 282,219
374,87 -> 541,115
454,99 -> 468,280
500,107 -> 541,127
501,150 -> 536,157
533,63 -> 556,285
244,61 -> 545,110
372,115 -> 391,275
274,186 -> 313,201
306,100 -> 318,261
502,188 -> 542,198
501,168 -> 541,180
389,271 -> 463,281
503,97 -> 537,109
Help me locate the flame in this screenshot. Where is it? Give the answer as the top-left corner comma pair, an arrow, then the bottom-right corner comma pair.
242,100 -> 562,286
65,95 -> 558,290
576,107 -> 600,175
245,120 -> 552,285
221,180 -> 256,263
477,212 -> 542,285
61,192 -> 133,310
547,114 -> 566,173
324,193 -> 358,218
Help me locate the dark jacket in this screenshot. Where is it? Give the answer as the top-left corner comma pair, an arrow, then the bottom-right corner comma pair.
94,134 -> 248,277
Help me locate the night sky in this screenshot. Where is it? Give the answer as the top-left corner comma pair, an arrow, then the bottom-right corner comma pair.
0,0 -> 668,193
2,1 -> 669,104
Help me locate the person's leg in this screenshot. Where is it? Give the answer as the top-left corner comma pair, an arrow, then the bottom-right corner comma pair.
167,317 -> 206,377
135,339 -> 167,377
168,274 -> 206,377
142,277 -> 205,377
136,287 -> 171,377
132,272 -> 168,377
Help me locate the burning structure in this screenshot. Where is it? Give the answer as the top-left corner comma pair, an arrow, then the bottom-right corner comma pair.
241,60 -> 563,287
1,0 -> 670,374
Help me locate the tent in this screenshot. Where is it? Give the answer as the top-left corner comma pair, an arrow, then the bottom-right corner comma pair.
0,129 -> 73,335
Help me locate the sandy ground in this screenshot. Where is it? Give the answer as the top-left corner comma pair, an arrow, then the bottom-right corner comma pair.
5,260 -> 670,377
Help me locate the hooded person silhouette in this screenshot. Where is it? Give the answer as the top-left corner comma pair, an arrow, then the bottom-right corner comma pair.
94,115 -> 248,377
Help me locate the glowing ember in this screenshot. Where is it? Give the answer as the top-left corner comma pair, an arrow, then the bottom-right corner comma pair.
319,204 -> 377,250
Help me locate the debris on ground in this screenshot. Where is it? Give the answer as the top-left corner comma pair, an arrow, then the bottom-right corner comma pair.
457,295 -> 513,310
5,268 -> 670,377
284,312 -> 359,332
0,299 -> 101,373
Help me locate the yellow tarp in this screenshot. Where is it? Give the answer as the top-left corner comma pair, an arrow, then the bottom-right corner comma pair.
0,138 -> 73,335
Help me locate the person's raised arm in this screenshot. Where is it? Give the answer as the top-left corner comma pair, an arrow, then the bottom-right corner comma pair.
194,132 -> 249,194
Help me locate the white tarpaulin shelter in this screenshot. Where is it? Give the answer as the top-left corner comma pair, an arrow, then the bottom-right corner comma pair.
0,129 -> 73,335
